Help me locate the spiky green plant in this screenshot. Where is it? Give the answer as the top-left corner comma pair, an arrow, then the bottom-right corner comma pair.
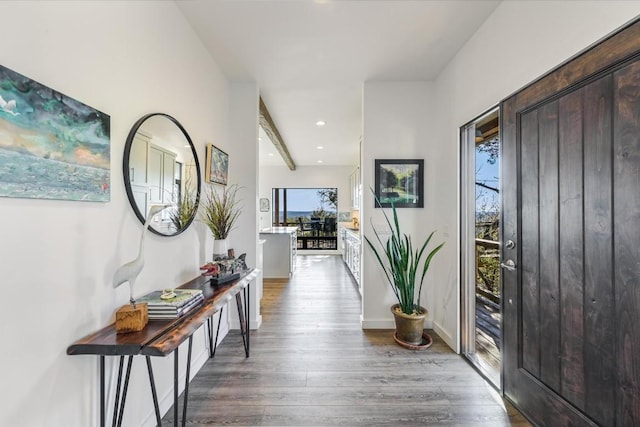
364,193 -> 444,315
200,184 -> 242,239
169,177 -> 199,232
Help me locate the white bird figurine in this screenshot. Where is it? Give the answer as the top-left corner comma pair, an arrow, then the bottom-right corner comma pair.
0,95 -> 19,116
113,205 -> 170,306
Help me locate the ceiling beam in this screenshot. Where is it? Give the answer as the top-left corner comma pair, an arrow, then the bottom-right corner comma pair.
259,97 -> 296,171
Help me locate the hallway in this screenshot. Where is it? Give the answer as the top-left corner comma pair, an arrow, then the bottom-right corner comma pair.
163,255 -> 529,426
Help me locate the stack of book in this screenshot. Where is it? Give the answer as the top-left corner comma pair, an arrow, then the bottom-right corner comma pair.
136,288 -> 204,320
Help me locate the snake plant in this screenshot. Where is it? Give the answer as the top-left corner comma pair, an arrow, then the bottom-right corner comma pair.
364,193 -> 444,316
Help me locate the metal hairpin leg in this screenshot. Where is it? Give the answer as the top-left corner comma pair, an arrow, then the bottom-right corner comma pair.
98,356 -> 133,427
247,284 -> 250,356
208,306 -> 224,359
206,316 -> 212,357
100,356 -> 105,427
182,336 -> 193,427
171,337 -> 194,427
145,356 -> 162,427
235,283 -> 250,357
115,356 -> 133,427
111,356 -> 124,427
173,347 -> 179,427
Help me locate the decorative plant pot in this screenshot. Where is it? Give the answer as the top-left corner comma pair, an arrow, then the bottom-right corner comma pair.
212,238 -> 228,260
391,304 -> 427,345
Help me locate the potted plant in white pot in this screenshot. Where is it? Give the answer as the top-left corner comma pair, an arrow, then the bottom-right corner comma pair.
200,184 -> 241,259
364,194 -> 444,348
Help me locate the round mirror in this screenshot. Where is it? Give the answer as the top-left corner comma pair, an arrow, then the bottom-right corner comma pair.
123,113 -> 201,236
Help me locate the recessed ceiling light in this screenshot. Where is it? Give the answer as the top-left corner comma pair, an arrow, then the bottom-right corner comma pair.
317,146 -> 324,150
268,153 -> 274,157
258,137 -> 263,142
315,120 -> 326,127
317,160 -> 323,163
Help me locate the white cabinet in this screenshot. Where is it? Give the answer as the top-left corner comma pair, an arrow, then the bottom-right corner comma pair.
350,166 -> 361,209
343,228 -> 361,292
148,145 -> 176,206
128,131 -> 177,227
130,132 -> 151,215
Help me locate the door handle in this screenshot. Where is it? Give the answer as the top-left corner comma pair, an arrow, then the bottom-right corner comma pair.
500,259 -> 516,271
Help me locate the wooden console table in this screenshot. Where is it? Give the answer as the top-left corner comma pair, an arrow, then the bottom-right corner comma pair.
67,269 -> 258,427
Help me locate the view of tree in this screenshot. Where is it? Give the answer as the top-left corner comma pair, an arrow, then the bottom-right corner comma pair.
381,168 -> 398,190
317,188 -> 337,213
476,137 -> 500,298
476,135 -> 499,164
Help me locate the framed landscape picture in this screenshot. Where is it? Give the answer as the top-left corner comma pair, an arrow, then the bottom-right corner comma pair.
205,144 -> 229,185
374,159 -> 424,208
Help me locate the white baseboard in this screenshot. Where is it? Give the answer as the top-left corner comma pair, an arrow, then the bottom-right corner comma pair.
432,320 -> 456,352
229,312 -> 262,330
252,314 -> 262,330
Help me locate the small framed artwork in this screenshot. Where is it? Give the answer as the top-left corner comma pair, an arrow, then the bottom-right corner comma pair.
259,198 -> 270,212
205,144 -> 229,185
374,159 -> 424,208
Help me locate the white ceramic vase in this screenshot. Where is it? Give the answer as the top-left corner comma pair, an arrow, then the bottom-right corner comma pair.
212,238 -> 229,260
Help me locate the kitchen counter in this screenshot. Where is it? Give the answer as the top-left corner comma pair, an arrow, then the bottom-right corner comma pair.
260,226 -> 298,234
259,227 -> 298,278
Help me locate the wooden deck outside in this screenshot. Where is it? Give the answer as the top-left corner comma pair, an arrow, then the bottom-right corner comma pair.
475,293 -> 501,385
472,237 -> 501,385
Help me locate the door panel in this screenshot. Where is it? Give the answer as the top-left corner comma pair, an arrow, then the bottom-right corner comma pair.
519,110 -> 539,379
502,19 -> 640,427
537,100 -> 561,394
557,88 -> 585,409
582,74 -> 615,425
613,60 -> 640,425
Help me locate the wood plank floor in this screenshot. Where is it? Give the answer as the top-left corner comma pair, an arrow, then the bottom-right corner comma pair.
474,294 -> 501,386
162,255 -> 531,426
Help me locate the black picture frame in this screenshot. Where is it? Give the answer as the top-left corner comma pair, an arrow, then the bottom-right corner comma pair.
374,159 -> 424,208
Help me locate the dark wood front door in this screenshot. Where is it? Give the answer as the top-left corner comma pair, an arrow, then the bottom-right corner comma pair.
501,20 -> 640,426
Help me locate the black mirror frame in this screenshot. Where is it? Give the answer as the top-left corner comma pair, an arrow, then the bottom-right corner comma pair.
123,112 -> 201,236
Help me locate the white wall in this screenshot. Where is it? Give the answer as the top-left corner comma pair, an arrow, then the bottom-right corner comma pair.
360,2 -> 640,351
430,1 -> 640,351
258,165 -> 353,232
360,82 -> 448,331
226,82 -> 261,329
0,2 -> 257,426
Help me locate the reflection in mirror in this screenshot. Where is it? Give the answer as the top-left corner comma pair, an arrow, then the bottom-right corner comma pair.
123,113 -> 201,236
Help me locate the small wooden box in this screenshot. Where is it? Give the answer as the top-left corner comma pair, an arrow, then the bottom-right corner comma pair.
115,302 -> 148,334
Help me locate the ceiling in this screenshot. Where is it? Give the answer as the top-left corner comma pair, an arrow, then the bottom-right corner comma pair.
176,0 -> 501,167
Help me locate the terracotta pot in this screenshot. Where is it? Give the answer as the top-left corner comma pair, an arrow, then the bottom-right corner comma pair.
391,304 -> 427,345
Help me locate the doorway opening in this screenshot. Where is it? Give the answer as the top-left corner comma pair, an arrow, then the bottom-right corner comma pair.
460,107 -> 501,387
272,187 -> 338,250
